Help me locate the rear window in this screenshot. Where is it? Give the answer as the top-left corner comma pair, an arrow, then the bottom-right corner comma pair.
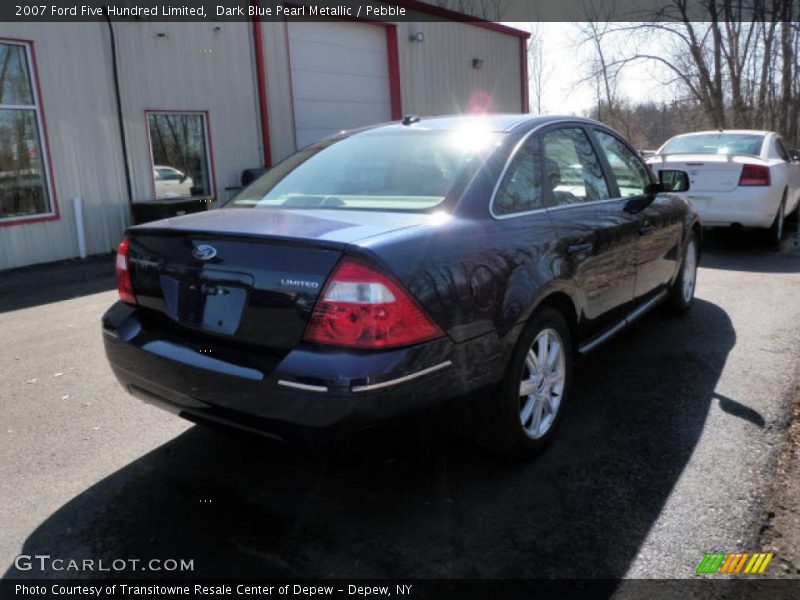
228,129 -> 502,212
661,133 -> 765,156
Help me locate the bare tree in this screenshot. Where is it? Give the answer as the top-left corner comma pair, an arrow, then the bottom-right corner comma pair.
575,0 -> 800,145
527,23 -> 552,114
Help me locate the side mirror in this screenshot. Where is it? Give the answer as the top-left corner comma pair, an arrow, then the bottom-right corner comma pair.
790,149 -> 800,162
658,169 -> 690,192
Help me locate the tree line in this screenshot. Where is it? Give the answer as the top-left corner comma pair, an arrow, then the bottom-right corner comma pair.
577,0 -> 800,149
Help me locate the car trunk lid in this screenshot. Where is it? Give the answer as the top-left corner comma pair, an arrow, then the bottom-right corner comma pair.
648,154 -> 764,193
126,208 -> 429,350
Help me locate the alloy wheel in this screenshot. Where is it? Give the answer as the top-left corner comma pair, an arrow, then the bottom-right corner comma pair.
518,328 -> 565,439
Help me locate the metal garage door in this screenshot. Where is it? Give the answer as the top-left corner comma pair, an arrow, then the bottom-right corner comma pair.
287,21 -> 392,149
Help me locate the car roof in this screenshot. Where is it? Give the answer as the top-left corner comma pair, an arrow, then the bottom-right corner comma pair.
348,114 -> 605,135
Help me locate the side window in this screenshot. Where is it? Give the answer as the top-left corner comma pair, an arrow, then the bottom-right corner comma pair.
0,41 -> 55,222
776,138 -> 790,162
594,130 -> 651,197
541,127 -> 609,206
493,135 -> 543,216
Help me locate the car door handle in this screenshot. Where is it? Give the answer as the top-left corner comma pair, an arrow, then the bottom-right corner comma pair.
639,224 -> 656,235
567,242 -> 593,256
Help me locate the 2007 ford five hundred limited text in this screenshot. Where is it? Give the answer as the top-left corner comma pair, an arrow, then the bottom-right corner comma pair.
102,115 -> 700,459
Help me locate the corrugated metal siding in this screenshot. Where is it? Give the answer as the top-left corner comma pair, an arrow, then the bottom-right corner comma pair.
259,21 -> 297,164
259,19 -> 524,162
0,22 -> 128,271
396,21 -> 522,116
113,21 -> 262,204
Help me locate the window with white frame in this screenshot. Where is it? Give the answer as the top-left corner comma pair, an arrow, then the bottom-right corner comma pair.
0,41 -> 54,221
147,112 -> 213,200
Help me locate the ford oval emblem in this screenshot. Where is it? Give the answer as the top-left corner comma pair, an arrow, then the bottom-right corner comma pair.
192,244 -> 217,261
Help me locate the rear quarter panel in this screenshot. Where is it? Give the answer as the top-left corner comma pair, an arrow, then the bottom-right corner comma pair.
353,159 -> 579,379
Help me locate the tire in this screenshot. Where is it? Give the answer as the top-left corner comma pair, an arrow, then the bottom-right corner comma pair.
476,307 -> 573,460
668,231 -> 699,316
767,197 -> 786,249
787,198 -> 799,223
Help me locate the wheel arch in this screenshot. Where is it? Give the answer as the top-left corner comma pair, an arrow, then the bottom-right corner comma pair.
524,286 -> 581,352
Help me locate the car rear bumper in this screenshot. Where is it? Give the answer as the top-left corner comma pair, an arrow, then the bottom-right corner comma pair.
686,187 -> 781,228
102,302 -> 505,437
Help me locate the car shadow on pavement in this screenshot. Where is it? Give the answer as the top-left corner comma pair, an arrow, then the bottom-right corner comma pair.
5,299 -> 735,581
0,255 -> 115,314
700,221 -> 800,273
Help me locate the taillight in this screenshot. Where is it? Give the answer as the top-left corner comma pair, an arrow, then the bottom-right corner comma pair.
303,258 -> 443,349
738,164 -> 771,186
116,236 -> 136,305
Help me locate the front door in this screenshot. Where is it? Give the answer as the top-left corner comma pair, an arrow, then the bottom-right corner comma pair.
591,128 -> 682,298
540,125 -> 640,336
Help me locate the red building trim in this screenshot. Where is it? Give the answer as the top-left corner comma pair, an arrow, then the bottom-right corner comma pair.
0,38 -> 60,228
390,1 -> 531,39
519,37 -> 529,113
251,1 -> 273,167
385,25 -> 403,120
282,21 -> 299,150
144,110 -> 217,203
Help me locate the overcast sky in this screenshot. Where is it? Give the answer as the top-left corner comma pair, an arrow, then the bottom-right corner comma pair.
511,22 -> 673,116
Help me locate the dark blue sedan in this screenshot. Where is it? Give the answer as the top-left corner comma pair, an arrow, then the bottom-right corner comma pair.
103,114 -> 699,458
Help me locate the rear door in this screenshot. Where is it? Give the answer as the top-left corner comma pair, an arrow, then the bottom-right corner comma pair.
540,125 -> 639,333
592,128 -> 683,298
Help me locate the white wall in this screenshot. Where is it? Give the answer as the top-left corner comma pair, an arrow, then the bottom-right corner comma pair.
0,19 -> 523,270
0,22 -> 128,270
113,21 -> 262,204
397,21 -> 523,116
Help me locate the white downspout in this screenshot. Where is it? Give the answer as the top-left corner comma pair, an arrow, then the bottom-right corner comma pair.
72,196 -> 87,259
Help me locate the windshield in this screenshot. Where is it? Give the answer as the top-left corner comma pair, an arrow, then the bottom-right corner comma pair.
661,133 -> 765,156
228,128 -> 502,212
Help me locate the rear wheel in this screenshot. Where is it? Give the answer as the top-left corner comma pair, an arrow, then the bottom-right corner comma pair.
477,307 -> 573,459
668,231 -> 698,316
767,197 -> 786,249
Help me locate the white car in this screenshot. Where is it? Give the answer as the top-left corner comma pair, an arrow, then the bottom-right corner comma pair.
647,130 -> 800,245
153,165 -> 194,199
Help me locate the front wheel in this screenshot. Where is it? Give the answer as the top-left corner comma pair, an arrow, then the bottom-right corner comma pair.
477,307 -> 573,459
668,231 -> 698,316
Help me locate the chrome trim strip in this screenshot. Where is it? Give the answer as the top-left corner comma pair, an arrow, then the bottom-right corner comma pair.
277,380 -> 328,393
578,290 -> 668,354
578,320 -> 627,354
489,125 -> 548,220
627,290 -> 668,323
351,361 -> 453,393
545,197 -> 627,212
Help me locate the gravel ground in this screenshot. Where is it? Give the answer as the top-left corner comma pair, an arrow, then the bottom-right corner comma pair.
1,227 -> 799,583
755,364 -> 800,578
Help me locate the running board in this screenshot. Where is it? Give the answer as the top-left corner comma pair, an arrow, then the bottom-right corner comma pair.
578,290 -> 668,354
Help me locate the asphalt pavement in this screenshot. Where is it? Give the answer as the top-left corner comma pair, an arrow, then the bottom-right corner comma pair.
1,226 -> 799,582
